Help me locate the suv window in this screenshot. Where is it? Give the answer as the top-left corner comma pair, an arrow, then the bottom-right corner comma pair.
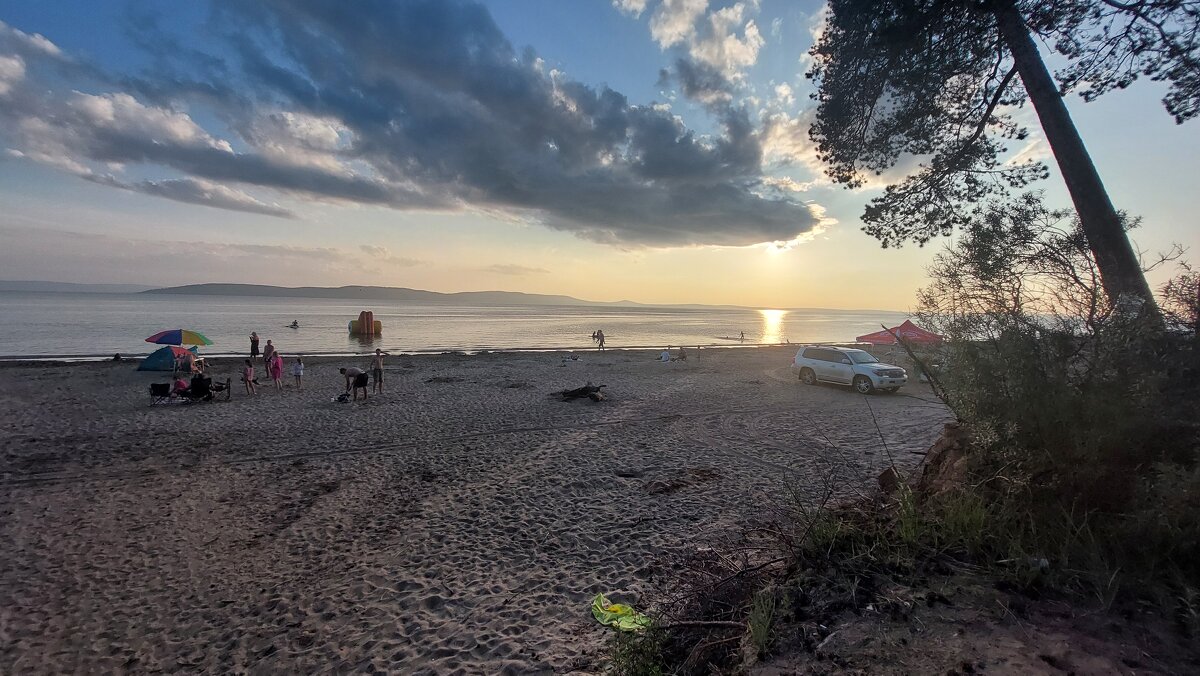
804,348 -> 842,362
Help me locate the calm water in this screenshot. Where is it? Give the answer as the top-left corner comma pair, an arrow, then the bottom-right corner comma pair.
0,292 -> 909,358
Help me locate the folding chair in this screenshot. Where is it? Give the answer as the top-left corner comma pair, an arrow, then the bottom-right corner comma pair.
149,382 -> 175,406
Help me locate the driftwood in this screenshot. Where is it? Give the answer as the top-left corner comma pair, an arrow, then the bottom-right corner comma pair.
560,382 -> 606,401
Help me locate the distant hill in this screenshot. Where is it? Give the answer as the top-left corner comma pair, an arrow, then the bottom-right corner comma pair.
142,283 -> 653,307
0,280 -> 155,294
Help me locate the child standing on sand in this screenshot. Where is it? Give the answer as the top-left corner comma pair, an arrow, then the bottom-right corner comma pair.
242,359 -> 256,395
292,357 -> 304,390
372,348 -> 388,394
269,353 -> 284,391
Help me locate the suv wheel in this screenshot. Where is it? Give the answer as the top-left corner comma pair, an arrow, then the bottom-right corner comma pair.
853,375 -> 874,395
799,368 -> 816,385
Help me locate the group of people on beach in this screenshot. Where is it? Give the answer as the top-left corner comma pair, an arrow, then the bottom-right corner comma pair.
244,331 -> 387,401
659,346 -> 688,362
591,329 -> 606,350
245,331 -> 303,395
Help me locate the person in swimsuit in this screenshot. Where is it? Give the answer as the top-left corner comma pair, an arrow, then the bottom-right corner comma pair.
597,329 -> 605,350
242,359 -> 257,395
292,357 -> 304,390
262,339 -> 275,366
340,367 -> 369,401
372,348 -> 389,394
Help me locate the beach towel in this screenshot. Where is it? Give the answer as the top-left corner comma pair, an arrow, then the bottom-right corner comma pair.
591,593 -> 652,632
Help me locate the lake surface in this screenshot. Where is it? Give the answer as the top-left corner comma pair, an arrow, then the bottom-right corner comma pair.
0,292 -> 910,358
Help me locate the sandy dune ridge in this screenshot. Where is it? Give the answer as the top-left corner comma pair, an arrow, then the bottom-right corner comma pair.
0,346 -> 950,673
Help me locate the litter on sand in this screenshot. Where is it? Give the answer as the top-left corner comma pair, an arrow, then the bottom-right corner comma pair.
591,593 -> 652,632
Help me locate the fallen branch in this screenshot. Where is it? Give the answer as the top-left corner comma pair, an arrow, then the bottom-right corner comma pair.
662,620 -> 745,629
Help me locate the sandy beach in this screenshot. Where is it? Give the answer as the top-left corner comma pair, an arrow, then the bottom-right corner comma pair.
0,346 -> 950,674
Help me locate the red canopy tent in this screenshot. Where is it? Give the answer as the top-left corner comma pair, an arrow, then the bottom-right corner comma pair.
856,320 -> 943,345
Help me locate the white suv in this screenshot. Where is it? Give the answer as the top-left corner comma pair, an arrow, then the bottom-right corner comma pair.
792,346 -> 907,394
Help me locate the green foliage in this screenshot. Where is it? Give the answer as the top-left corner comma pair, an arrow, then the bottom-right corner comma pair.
608,629 -> 666,676
935,491 -> 988,554
896,485 -> 924,546
808,0 -> 1200,249
809,1 -> 1191,318
914,192 -> 1200,598
748,589 -> 776,658
1029,0 -> 1200,123
808,0 -> 1043,247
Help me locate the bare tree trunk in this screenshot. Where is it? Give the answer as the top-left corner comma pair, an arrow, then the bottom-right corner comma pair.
992,0 -> 1161,322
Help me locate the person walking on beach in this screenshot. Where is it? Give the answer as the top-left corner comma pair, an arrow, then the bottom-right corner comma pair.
242,359 -> 257,395
262,339 -> 276,366
340,366 -> 369,401
597,329 -> 605,350
292,357 -> 304,390
250,332 -> 260,360
269,352 -> 284,392
372,348 -> 388,394
739,330 -> 745,342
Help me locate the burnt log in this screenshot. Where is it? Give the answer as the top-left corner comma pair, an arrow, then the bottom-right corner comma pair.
560,382 -> 606,401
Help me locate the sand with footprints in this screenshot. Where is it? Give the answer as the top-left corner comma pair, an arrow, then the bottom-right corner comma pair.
0,347 -> 950,673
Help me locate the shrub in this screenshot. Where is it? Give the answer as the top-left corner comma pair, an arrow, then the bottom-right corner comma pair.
915,192 -> 1199,594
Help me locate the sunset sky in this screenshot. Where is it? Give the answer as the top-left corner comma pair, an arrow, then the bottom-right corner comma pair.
0,0 -> 1196,310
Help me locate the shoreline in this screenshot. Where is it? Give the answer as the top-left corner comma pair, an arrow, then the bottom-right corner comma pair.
0,341 -> 892,365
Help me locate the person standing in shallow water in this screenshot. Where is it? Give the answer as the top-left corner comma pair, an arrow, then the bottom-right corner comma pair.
250,332 -> 260,360
597,329 -> 606,350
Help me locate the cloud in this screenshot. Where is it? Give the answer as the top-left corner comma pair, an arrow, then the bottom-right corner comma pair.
0,224 -> 418,284
648,0 -> 763,85
0,54 -> 23,95
659,58 -> 733,107
773,82 -> 795,107
612,0 -> 649,18
649,0 -> 708,48
0,20 -> 64,59
0,1 -> 822,248
688,3 -> 764,82
483,264 -> 550,275
359,245 -> 422,267
88,175 -> 294,218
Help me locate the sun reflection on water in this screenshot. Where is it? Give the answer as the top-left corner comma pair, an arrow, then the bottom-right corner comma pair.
758,309 -> 787,344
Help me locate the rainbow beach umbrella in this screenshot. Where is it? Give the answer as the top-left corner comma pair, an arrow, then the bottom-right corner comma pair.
145,329 -> 213,346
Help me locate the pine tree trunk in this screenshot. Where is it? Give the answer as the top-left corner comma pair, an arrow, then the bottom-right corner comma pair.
992,0 -> 1161,321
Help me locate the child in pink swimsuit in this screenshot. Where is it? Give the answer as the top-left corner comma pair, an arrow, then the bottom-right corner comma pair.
243,359 -> 257,395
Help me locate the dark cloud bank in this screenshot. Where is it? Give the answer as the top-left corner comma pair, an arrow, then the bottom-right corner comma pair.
0,0 -> 819,247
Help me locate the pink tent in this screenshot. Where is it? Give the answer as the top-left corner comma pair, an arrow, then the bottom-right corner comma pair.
856,320 -> 943,345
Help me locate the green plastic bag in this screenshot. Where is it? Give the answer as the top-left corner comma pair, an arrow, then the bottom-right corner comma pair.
591,593 -> 653,632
